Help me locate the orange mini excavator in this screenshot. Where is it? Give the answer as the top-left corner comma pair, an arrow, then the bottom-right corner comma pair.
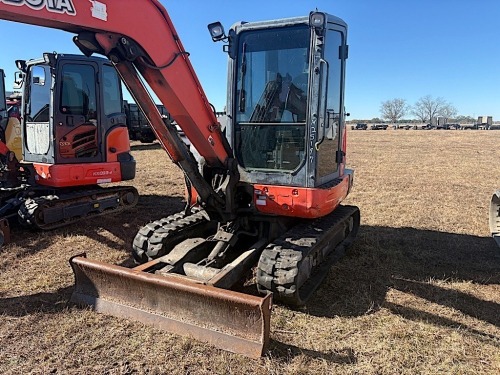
0,1 -> 359,357
0,53 -> 138,245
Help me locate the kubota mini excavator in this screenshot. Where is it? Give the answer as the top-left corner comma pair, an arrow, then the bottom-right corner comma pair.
0,53 -> 138,246
0,1 -> 360,357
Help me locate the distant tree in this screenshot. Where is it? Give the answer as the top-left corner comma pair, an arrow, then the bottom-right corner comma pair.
380,98 -> 408,123
455,115 -> 476,123
440,104 -> 458,119
371,117 -> 382,123
411,95 -> 455,123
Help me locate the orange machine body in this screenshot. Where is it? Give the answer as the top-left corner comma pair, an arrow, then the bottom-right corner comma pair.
32,161 -> 123,187
253,173 -> 352,219
34,126 -> 131,187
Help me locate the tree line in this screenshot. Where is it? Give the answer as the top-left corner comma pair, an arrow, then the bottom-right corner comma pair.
379,96 -> 468,124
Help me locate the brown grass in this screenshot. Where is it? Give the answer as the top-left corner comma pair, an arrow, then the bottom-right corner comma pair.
1,130 -> 499,374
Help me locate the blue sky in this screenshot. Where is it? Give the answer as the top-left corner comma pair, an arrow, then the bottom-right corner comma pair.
0,0 -> 499,119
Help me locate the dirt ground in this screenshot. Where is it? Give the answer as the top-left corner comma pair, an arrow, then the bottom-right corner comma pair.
1,130 -> 499,374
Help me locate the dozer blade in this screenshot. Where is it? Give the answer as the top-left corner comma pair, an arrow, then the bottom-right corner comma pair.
489,191 -> 500,247
69,255 -> 272,358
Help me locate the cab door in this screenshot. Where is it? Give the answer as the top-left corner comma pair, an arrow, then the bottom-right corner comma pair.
24,64 -> 53,163
315,24 -> 348,185
53,61 -> 101,164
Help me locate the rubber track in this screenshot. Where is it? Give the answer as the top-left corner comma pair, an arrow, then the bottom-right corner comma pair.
132,208 -> 213,263
18,195 -> 58,228
18,186 -> 138,230
0,184 -> 28,203
256,205 -> 360,306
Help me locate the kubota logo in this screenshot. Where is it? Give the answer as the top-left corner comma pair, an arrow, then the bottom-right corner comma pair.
1,0 -> 76,15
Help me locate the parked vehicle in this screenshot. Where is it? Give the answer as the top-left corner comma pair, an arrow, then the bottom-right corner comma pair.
460,123 -> 478,130
478,116 -> 493,130
6,93 -> 21,120
370,124 -> 388,130
351,123 -> 367,130
392,124 -> 411,130
124,101 -> 171,143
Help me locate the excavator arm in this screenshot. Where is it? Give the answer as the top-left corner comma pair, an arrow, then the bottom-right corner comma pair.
0,0 -> 232,214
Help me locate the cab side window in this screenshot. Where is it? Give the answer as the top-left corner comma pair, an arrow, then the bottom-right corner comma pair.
102,65 -> 122,116
60,64 -> 97,122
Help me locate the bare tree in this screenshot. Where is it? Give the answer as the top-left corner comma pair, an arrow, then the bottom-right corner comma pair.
440,104 -> 458,119
380,98 -> 408,123
411,95 -> 452,123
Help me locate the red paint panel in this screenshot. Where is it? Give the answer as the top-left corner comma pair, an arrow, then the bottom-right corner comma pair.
106,127 -> 131,162
33,162 -> 122,187
253,175 -> 351,219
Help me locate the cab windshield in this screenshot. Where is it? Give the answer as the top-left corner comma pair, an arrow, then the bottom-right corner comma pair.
234,25 -> 310,171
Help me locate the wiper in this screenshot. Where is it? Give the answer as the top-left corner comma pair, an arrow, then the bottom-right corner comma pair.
239,42 -> 247,112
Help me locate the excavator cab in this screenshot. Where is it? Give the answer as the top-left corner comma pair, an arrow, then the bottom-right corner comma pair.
18,53 -> 135,187
215,12 -> 352,219
226,13 -> 348,187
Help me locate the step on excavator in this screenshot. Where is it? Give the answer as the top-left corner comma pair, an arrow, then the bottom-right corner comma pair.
0,1 -> 360,357
0,52 -> 138,246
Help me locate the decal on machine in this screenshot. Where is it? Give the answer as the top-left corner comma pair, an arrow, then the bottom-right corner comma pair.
1,0 -> 76,15
92,170 -> 112,177
89,0 -> 107,21
309,116 -> 317,165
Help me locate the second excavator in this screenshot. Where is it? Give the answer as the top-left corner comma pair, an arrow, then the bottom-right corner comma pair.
0,53 -> 138,245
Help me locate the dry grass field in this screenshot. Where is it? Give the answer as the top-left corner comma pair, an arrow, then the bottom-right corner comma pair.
1,130 -> 499,374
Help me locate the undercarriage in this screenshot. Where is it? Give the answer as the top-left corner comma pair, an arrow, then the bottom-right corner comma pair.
0,184 -> 138,246
70,204 -> 360,357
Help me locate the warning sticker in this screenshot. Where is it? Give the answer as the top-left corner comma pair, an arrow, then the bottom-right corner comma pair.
97,178 -> 112,184
90,0 -> 107,21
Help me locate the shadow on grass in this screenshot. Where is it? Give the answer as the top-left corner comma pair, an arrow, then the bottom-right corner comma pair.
0,287 -> 73,316
3,194 -> 185,263
268,340 -> 357,364
130,142 -> 162,152
384,302 -> 499,346
304,225 -> 500,334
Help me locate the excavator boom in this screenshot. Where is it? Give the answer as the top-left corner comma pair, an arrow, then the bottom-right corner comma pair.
0,0 -> 229,208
